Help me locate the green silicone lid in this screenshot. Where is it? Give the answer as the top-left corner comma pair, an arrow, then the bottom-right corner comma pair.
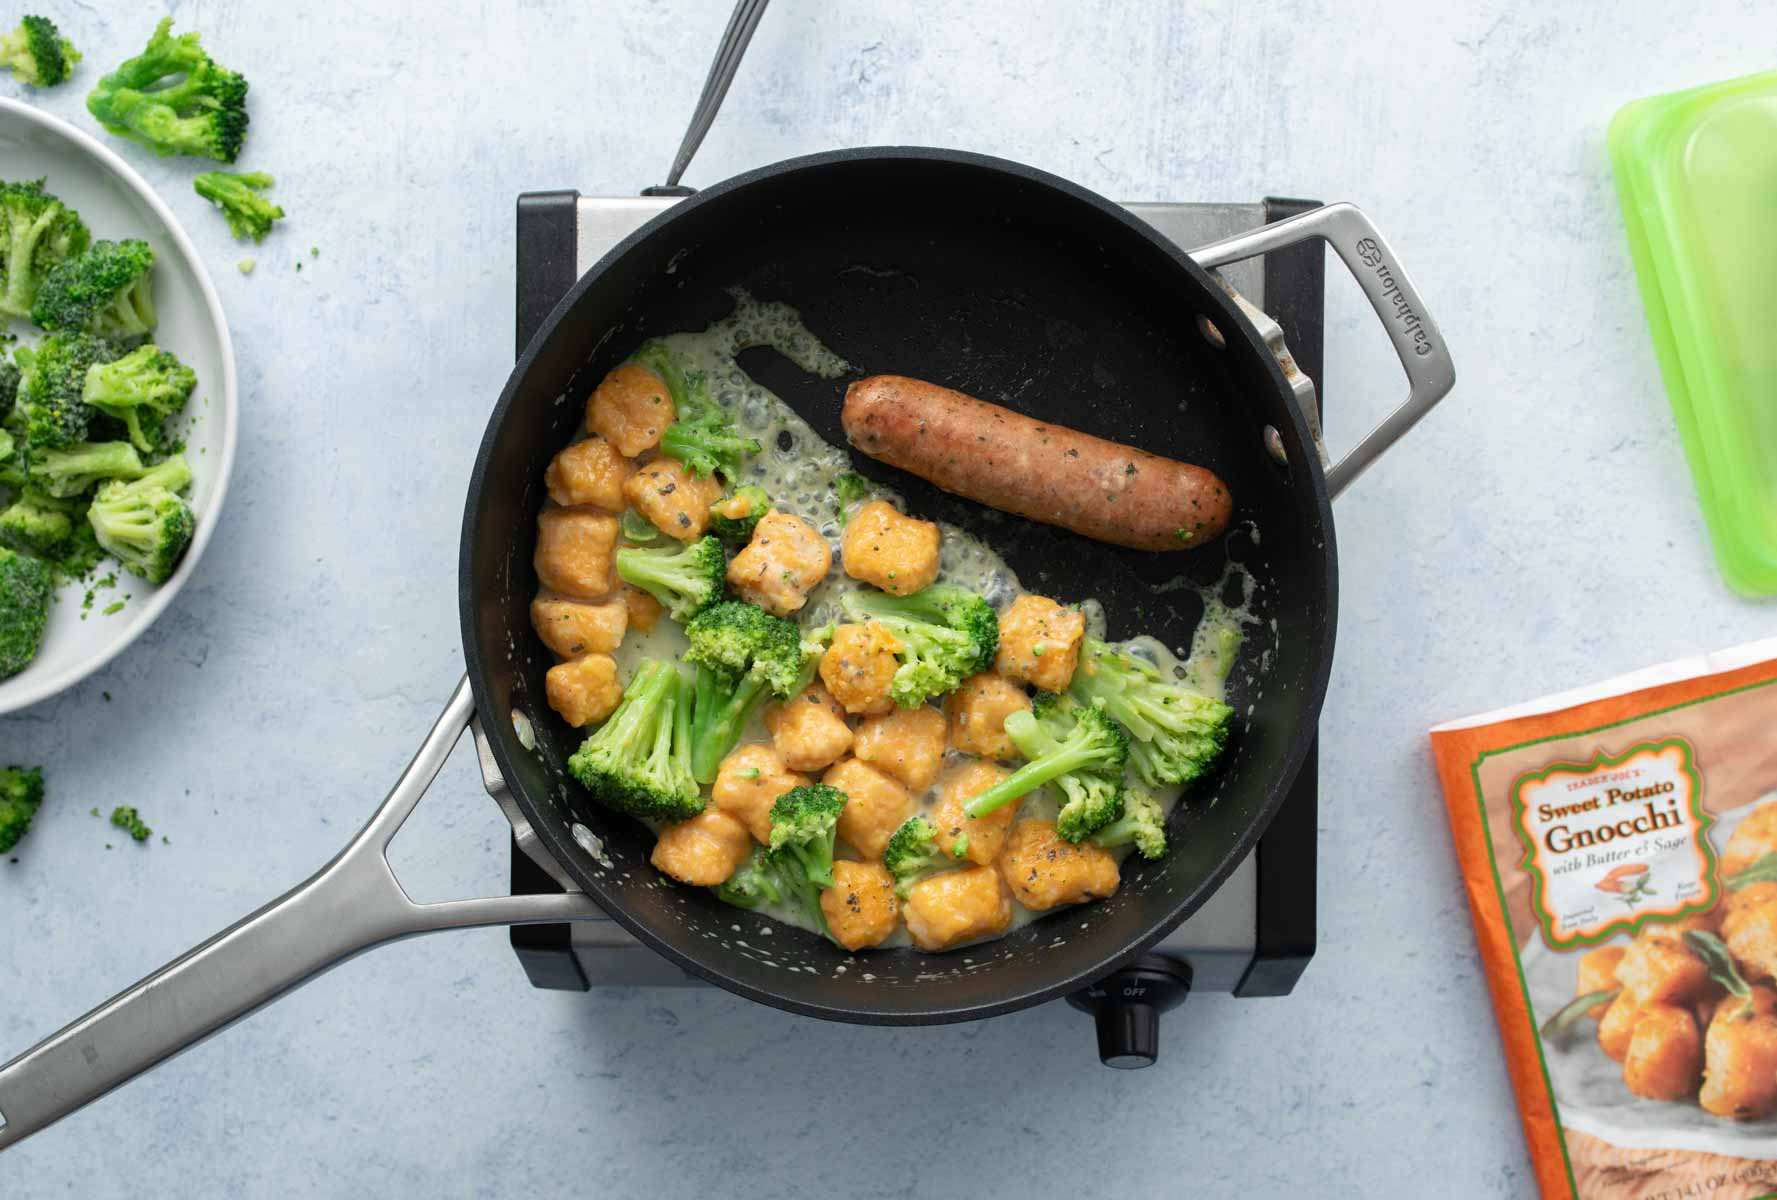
1610,71 -> 1777,597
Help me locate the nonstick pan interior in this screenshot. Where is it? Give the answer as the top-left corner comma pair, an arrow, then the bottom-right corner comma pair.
461,149 -> 1335,1022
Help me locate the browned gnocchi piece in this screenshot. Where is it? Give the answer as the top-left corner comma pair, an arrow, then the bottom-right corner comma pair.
820,860 -> 900,951
531,596 -> 627,659
624,457 -> 722,541
1721,805 -> 1777,876
1723,884 -> 1777,984
1623,1003 -> 1703,1101
824,757 -> 914,859
903,865 -> 1013,952
726,510 -> 832,616
1700,985 -> 1777,1119
649,807 -> 752,886
1575,945 -> 1627,1020
544,654 -> 623,728
710,744 -> 809,844
1616,919 -> 1715,1007
997,819 -> 1120,911
764,683 -> 854,773
841,500 -> 940,596
944,672 -> 1031,761
586,362 -> 674,457
930,759 -> 1017,866
994,593 -> 1086,692
544,435 -> 632,511
534,507 -> 620,599
851,704 -> 946,792
819,621 -> 901,716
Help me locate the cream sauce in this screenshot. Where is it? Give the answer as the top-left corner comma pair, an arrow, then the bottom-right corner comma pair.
547,291 -> 1257,950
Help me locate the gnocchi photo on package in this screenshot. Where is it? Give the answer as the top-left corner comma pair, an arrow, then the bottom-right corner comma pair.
1432,638 -> 1777,1199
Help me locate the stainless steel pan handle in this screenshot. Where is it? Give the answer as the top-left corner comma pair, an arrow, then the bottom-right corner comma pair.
1189,203 -> 1456,499
0,676 -> 599,1151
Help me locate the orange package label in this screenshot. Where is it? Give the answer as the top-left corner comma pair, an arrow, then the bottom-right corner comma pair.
1511,740 -> 1717,949
1430,639 -> 1777,1200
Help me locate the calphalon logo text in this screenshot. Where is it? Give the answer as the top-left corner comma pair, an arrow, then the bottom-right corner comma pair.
1352,237 -> 1435,358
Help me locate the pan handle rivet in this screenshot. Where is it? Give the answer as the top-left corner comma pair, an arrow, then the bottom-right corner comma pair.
1263,425 -> 1288,466
1196,315 -> 1225,351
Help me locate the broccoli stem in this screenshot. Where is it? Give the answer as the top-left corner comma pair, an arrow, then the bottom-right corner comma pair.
689,663 -> 771,784
961,711 -> 1106,818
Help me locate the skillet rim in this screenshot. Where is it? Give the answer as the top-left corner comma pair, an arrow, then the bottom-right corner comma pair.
459,145 -> 1338,1023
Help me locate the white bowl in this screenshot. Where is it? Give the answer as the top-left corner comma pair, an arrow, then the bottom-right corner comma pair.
0,97 -> 237,715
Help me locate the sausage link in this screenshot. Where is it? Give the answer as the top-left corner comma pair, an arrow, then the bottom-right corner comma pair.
841,375 -> 1232,552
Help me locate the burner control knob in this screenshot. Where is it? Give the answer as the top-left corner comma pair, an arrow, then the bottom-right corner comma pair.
1066,957 -> 1193,1069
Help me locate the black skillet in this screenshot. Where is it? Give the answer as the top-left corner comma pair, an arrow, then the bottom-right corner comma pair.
0,147 -> 1453,1147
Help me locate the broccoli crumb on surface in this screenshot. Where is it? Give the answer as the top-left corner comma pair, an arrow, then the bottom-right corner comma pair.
237,257 -> 255,274
102,599 -> 123,615
109,805 -> 151,842
0,16 -> 79,88
0,766 -> 45,853
193,171 -> 282,242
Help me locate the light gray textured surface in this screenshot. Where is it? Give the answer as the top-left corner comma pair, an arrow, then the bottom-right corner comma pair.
2,2 -> 1772,1196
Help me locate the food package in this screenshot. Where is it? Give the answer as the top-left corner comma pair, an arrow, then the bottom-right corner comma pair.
1431,638 -> 1777,1197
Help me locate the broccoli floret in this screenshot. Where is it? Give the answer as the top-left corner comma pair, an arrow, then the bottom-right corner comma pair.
0,425 -> 20,489
1069,639 -> 1234,788
684,601 -> 808,694
193,171 -> 284,243
0,355 -> 19,418
0,16 -> 78,87
833,471 -> 873,510
46,517 -> 102,584
709,485 -> 769,543
882,815 -> 951,895
86,18 -> 249,163
13,332 -> 117,449
566,660 -> 702,823
963,702 -> 1129,841
659,398 -> 761,480
768,784 -> 846,889
839,584 -> 999,707
683,601 -> 813,782
87,459 -> 194,584
628,339 -> 706,413
81,343 -> 195,452
713,844 -> 784,910
0,178 -> 89,319
1013,699 -> 1128,841
0,765 -> 45,853
0,491 -> 72,553
32,239 -> 156,340
1091,788 -> 1168,859
0,545 -> 51,676
613,535 -> 724,622
110,804 -> 151,842
28,440 -> 144,498
630,339 -> 759,480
